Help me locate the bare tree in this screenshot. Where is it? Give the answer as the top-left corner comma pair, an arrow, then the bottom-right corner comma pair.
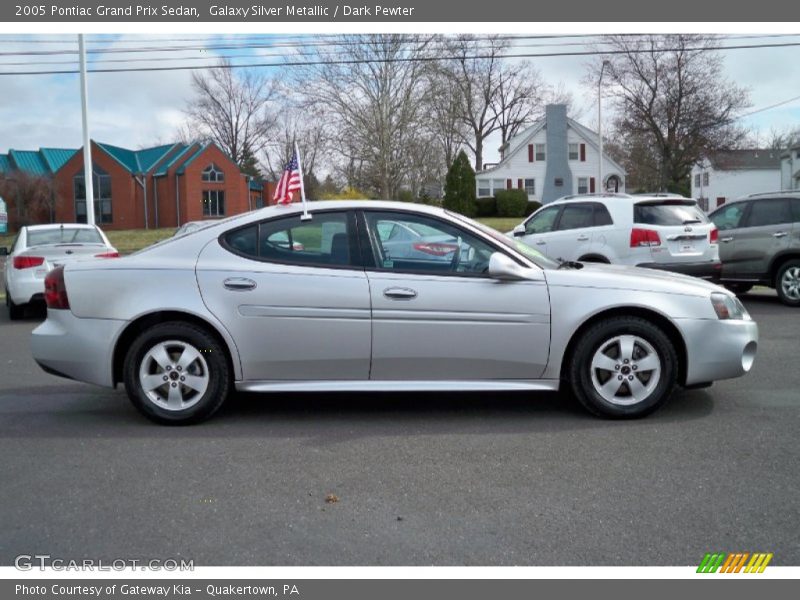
762,125 -> 800,150
296,35 -> 432,199
595,34 -> 750,192
264,103 -> 332,196
441,36 -> 546,171
183,59 -> 278,166
0,172 -> 57,228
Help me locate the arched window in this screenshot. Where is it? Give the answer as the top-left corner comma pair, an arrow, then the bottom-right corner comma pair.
202,163 -> 225,182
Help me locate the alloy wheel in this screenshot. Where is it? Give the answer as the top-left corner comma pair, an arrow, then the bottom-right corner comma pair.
589,334 -> 662,406
138,340 -> 210,411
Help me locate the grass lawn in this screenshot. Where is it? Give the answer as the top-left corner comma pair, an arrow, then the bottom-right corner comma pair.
0,216 -> 521,256
476,217 -> 522,233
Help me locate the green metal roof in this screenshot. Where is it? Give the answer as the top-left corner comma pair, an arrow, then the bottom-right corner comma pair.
95,142 -> 140,173
135,143 -> 179,173
154,143 -> 192,176
40,148 -> 78,172
0,141 -> 221,177
8,150 -> 50,176
176,143 -> 210,174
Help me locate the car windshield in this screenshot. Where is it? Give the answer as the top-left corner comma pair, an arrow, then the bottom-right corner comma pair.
445,210 -> 560,269
634,201 -> 709,226
27,228 -> 103,246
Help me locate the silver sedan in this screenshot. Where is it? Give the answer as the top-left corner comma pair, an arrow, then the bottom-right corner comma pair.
31,201 -> 758,424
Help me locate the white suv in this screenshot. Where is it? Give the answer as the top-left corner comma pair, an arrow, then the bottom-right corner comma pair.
509,193 -> 721,279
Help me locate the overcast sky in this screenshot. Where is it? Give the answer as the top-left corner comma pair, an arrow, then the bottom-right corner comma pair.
1,33 -> 799,166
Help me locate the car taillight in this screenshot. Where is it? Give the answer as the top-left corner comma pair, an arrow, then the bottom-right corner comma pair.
709,228 -> 719,244
13,256 -> 45,269
413,242 -> 459,256
630,228 -> 661,247
94,251 -> 120,258
44,266 -> 70,310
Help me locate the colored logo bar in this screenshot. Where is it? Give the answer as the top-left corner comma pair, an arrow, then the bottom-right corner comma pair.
697,552 -> 773,573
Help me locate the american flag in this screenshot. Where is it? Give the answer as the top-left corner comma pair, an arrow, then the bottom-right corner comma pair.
273,151 -> 302,205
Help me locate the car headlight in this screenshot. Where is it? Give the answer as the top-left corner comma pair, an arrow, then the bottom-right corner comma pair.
710,292 -> 750,320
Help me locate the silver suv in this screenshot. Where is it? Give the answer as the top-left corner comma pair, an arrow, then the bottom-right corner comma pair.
709,192 -> 800,306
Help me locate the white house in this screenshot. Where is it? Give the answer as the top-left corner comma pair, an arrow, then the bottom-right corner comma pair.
475,104 -> 626,204
780,144 -> 800,191
691,149 -> 782,212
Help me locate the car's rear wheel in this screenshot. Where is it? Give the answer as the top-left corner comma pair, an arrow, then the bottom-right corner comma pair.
724,282 -> 753,296
568,316 -> 678,418
775,260 -> 800,307
123,322 -> 231,425
6,294 -> 23,320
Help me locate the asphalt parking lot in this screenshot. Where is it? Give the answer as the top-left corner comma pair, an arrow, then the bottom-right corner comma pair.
0,282 -> 798,566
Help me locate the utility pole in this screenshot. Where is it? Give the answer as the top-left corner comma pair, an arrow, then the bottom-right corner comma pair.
79,34 -> 95,225
598,60 -> 611,194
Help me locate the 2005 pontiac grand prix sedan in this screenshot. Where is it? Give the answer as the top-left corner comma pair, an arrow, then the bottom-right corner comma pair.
31,201 -> 758,424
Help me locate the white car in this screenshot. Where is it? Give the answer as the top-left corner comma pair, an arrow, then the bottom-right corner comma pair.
2,223 -> 118,319
509,193 -> 721,280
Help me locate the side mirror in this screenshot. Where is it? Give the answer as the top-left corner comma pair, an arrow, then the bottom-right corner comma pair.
512,224 -> 526,237
0,247 -> 7,257
488,252 -> 527,281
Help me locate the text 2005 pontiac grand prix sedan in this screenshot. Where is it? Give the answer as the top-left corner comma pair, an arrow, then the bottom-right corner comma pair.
31,201 -> 758,424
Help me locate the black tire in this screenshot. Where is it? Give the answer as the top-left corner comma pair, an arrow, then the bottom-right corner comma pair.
775,259 -> 800,307
567,316 -> 678,419
7,294 -> 24,320
123,321 -> 231,425
578,255 -> 610,264
724,282 -> 753,296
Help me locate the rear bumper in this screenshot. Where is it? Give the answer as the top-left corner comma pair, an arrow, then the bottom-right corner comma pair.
31,309 -> 125,388
637,260 -> 722,280
6,272 -> 45,305
675,317 -> 758,385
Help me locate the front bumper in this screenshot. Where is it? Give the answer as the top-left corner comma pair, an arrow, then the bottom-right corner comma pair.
675,316 -> 758,385
31,309 -> 125,388
637,261 -> 722,280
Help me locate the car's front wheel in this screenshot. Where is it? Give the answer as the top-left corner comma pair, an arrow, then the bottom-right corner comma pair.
776,260 -> 800,307
123,322 -> 231,425
568,316 -> 678,418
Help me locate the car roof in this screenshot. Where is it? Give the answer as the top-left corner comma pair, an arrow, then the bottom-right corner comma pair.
546,193 -> 695,206
741,190 -> 800,200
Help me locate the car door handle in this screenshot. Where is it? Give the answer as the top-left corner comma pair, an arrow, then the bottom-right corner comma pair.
534,240 -> 546,246
576,235 -> 590,241
383,287 -> 417,300
223,277 -> 257,291
720,236 -> 734,243
773,231 -> 788,238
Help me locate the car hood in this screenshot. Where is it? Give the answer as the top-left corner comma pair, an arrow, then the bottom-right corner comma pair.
544,262 -> 726,297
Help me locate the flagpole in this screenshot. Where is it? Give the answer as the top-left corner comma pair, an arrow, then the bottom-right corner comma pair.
295,141 -> 311,221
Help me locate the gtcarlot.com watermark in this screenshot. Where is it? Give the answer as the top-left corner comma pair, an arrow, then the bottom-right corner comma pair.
14,554 -> 194,572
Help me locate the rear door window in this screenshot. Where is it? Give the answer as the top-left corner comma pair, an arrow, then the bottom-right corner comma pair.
222,211 -> 358,268
593,203 -> 614,226
634,202 -> 708,226
557,204 -> 594,230
745,199 -> 792,228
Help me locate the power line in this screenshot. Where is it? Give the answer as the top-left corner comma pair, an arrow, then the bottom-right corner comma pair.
3,40 -> 800,76
740,94 -> 800,119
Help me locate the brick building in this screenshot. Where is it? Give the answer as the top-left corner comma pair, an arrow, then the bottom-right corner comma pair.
0,141 -> 276,231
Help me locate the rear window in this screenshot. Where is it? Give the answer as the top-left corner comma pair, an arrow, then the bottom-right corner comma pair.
633,202 -> 708,226
27,228 -> 103,246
